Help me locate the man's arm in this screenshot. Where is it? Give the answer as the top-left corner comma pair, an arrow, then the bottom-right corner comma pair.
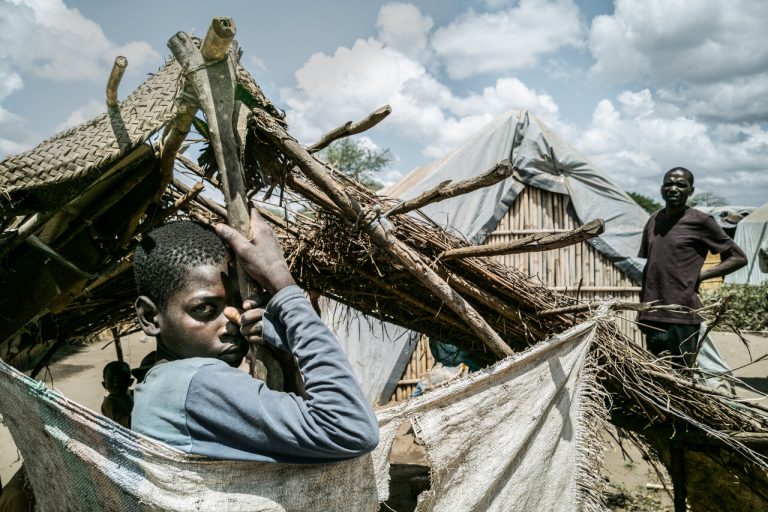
698,245 -> 748,284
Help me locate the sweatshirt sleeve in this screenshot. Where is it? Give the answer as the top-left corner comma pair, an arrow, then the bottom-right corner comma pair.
184,285 -> 379,463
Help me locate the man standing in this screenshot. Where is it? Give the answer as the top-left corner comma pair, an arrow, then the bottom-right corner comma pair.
638,167 -> 747,367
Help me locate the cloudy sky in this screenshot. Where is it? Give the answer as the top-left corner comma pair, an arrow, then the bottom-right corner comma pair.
1,0 -> 766,205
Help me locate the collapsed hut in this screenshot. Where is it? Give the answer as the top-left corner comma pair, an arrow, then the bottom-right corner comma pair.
1,17 -> 768,511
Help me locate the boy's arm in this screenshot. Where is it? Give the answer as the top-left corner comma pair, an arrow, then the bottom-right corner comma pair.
184,286 -> 378,462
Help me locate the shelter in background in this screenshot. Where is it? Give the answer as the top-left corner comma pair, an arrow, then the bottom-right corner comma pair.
344,110 -> 650,403
726,202 -> 768,286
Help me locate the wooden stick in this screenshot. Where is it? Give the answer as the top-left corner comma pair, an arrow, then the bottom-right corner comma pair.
251,110 -> 514,358
110,327 -> 124,362
538,300 -> 687,317
442,218 -> 605,260
149,181 -> 204,227
176,154 -> 221,188
308,105 -> 391,153
201,17 -> 236,61
106,56 -> 127,109
384,159 -> 517,217
24,235 -> 95,278
172,178 -> 227,218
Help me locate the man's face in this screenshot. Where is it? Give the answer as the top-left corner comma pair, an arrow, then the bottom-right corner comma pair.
155,262 -> 247,367
660,170 -> 694,209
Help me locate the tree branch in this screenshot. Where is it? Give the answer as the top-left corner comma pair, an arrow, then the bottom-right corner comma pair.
384,159 -> 517,217
307,105 -> 391,153
442,218 -> 605,260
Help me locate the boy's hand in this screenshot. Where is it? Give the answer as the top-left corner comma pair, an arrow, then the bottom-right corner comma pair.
216,209 -> 296,295
224,300 -> 264,345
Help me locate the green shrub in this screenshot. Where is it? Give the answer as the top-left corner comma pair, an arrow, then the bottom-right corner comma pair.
702,283 -> 768,332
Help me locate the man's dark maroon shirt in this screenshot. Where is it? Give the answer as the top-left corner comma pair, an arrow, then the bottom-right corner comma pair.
638,207 -> 734,325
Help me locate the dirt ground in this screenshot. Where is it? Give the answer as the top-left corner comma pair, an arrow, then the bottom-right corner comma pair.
2,331 -> 767,510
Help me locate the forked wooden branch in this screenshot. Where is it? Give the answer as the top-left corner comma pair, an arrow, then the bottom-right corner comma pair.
172,178 -> 227,218
384,160 -> 517,217
252,111 -> 514,358
442,218 -> 605,260
307,105 -> 392,153
169,21 -> 285,388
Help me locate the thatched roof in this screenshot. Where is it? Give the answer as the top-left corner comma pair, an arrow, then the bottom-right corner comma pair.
1,26 -> 767,510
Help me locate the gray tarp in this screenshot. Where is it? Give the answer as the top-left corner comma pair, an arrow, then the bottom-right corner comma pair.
725,202 -> 768,285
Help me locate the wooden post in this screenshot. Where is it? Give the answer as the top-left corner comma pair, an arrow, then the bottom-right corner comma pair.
168,21 -> 284,388
106,56 -> 127,109
110,327 -> 124,362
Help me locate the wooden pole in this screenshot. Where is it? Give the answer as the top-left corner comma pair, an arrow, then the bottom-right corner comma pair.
384,160 -> 517,217
442,219 -> 605,260
106,56 -> 127,109
168,22 -> 284,388
110,327 -> 124,362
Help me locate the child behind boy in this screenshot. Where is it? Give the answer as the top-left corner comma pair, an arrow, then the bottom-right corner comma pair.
101,361 -> 134,428
130,212 -> 378,463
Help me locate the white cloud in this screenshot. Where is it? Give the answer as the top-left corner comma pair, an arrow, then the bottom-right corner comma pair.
54,99 -> 105,132
376,2 -> 434,65
588,0 -> 768,124
281,35 -> 561,160
574,90 -> 768,203
0,0 -> 160,83
0,0 -> 161,159
431,0 -> 585,79
590,0 -> 768,84
0,105 -> 36,156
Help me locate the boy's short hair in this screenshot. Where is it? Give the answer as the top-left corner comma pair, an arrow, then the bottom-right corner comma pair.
134,220 -> 227,309
103,360 -> 132,381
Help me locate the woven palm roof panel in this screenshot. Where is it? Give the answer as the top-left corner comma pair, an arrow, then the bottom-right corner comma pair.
0,61 -> 182,214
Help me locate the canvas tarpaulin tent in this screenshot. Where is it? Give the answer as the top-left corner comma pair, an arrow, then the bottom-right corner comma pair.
0,319 -> 605,511
725,202 -> 768,285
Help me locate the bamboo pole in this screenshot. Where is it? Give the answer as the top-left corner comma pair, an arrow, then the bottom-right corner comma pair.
251,110 -> 514,358
442,218 -> 604,260
106,56 -> 127,109
384,160 -> 517,217
308,105 -> 392,153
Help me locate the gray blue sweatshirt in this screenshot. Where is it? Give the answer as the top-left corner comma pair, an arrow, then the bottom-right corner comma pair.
131,285 -> 379,463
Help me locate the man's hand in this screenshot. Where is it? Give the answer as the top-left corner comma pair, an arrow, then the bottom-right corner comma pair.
216,209 -> 296,295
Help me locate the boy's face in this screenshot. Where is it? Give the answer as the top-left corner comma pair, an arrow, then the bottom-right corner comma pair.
141,262 -> 248,367
103,371 -> 132,394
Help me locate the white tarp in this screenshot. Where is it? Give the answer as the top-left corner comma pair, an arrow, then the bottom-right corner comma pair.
0,320 -> 604,511
725,202 -> 768,285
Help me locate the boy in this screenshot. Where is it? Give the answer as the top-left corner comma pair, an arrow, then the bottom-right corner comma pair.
101,360 -> 134,428
131,211 -> 378,462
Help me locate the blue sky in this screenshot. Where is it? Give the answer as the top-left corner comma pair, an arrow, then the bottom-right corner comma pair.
1,0 -> 766,205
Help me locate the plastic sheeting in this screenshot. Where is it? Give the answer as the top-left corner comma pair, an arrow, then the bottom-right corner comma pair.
725,202 -> 768,285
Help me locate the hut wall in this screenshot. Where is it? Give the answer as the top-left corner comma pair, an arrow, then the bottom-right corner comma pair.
390,186 -> 641,403
699,251 -> 724,291
485,186 -> 642,345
